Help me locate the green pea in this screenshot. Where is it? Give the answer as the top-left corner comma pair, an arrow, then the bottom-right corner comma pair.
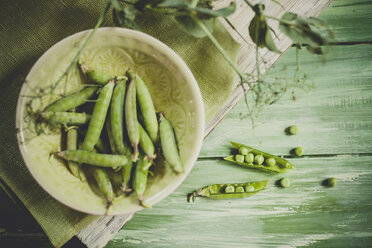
288,125 -> 298,135
125,77 -> 140,161
57,150 -> 130,168
239,146 -> 249,155
44,86 -> 98,112
80,64 -> 113,85
279,177 -> 291,188
81,80 -> 114,151
254,154 -> 264,165
244,153 -> 254,163
294,147 -> 304,157
235,186 -> 244,193
265,157 -> 276,167
327,177 -> 337,187
66,127 -> 81,179
159,113 -> 184,173
245,185 -> 255,192
225,185 -> 235,193
41,111 -> 91,126
127,71 -> 159,143
235,154 -> 245,163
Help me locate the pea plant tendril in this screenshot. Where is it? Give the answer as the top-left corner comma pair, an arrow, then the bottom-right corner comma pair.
24,0 -> 335,132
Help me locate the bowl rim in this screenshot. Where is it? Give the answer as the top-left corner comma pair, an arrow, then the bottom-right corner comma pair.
15,27 -> 205,215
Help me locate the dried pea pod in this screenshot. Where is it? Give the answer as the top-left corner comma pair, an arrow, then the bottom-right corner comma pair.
189,180 -> 268,202
43,86 -> 98,112
224,142 -> 293,173
41,111 -> 91,126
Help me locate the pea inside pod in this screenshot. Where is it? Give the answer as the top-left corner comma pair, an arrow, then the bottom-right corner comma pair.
224,141 -> 293,173
188,180 -> 268,202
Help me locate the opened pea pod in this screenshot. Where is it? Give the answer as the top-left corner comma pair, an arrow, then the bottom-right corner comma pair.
188,180 -> 268,202
224,142 -> 293,173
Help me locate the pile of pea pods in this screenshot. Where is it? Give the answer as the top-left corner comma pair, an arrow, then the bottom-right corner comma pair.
40,64 -> 183,212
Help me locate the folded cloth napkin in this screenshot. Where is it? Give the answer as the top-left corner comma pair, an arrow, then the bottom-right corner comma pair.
0,0 -> 239,247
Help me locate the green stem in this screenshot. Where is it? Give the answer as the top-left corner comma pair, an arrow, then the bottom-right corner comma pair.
191,0 -> 200,8
224,17 -> 250,44
193,17 -> 248,80
48,1 -> 111,96
243,0 -> 254,9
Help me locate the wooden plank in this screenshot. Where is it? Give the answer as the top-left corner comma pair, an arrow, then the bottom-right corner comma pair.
201,44 -> 372,157
106,155 -> 372,247
76,0 -> 334,246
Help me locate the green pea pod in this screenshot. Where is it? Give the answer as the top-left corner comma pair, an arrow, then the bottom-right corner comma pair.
80,64 -> 113,85
81,80 -> 115,151
138,122 -> 156,160
189,180 -> 268,202
41,111 -> 91,126
66,126 -> 81,179
106,114 -> 118,155
125,77 -> 140,161
133,155 -> 152,206
95,136 -> 110,154
44,86 -> 98,112
159,113 -> 183,173
90,167 -> 114,210
110,79 -> 127,155
127,71 -> 159,143
57,150 -> 130,168
224,142 -> 293,173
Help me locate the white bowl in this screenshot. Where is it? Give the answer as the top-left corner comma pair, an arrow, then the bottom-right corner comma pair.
16,27 -> 205,215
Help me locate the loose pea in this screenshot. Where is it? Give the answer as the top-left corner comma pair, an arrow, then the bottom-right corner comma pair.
254,154 -> 264,165
239,146 -> 249,155
279,177 -> 291,188
235,186 -> 244,193
245,185 -> 255,192
245,153 -> 254,163
326,177 -> 337,187
235,154 -> 245,163
265,157 -> 276,167
294,147 -> 304,157
288,125 -> 298,135
225,185 -> 235,193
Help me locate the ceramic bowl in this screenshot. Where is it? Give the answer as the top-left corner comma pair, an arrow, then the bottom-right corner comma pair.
15,27 -> 205,215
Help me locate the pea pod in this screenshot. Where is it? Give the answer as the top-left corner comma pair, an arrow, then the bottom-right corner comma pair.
66,126 -> 81,179
138,122 -> 156,160
224,142 -> 293,173
44,86 -> 98,112
125,77 -> 140,161
189,180 -> 268,202
110,79 -> 128,155
57,150 -> 130,168
133,155 -> 152,207
106,115 -> 118,155
80,64 -> 113,85
81,80 -> 114,151
127,71 -> 159,143
159,113 -> 183,173
90,167 -> 114,211
41,111 -> 91,126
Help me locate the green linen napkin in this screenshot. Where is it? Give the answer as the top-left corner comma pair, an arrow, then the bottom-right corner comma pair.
0,0 -> 239,247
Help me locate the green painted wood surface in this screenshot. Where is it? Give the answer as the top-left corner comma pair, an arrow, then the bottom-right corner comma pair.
1,0 -> 372,247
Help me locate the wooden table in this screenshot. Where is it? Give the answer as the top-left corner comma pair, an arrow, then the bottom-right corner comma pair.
1,0 -> 372,247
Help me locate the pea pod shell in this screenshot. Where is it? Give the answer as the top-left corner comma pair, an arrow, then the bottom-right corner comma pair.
224,141 -> 293,173
44,86 -> 98,112
57,150 -> 130,168
125,77 -> 140,161
127,71 -> 159,143
66,127 -> 81,179
41,111 -> 91,125
195,180 -> 268,199
159,114 -> 183,173
81,81 -> 115,151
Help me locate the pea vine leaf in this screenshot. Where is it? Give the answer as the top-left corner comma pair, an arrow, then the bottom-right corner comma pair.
248,4 -> 280,53
175,15 -> 214,38
193,1 -> 236,19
